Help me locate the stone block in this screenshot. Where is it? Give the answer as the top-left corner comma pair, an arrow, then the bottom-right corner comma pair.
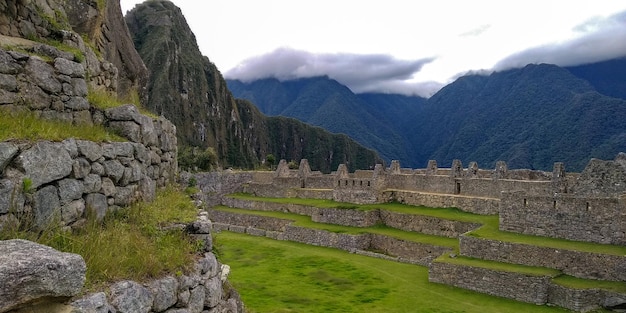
76,140 -> 103,162
0,142 -> 18,175
32,185 -> 60,228
109,280 -> 154,313
148,276 -> 178,313
57,178 -> 84,205
0,239 -> 86,313
15,141 -> 72,189
84,193 -> 107,221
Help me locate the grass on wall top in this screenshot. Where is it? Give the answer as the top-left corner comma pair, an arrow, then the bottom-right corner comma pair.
0,108 -> 124,142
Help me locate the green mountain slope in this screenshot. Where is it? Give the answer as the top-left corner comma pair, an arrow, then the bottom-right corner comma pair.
229,62 -> 626,172
125,0 -> 380,171
227,77 -> 425,165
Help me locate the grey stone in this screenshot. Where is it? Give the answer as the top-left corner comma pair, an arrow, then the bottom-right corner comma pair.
149,276 -> 179,312
0,50 -> 22,74
91,162 -> 105,175
65,96 -> 90,110
76,140 -> 103,162
187,220 -> 212,235
54,57 -> 85,78
138,176 -> 156,202
61,199 -> 85,224
31,45 -> 74,61
134,143 -> 150,163
188,285 -> 205,313
62,138 -> 78,158
109,280 -> 153,313
197,253 -> 219,278
105,105 -> 141,121
204,277 -> 222,309
72,158 -> 92,179
109,121 -> 141,142
58,178 -> 84,205
164,309 -> 190,313
104,159 -> 125,183
15,141 -> 72,189
0,239 -> 86,313
83,174 -> 102,194
24,56 -> 62,94
71,78 -> 89,97
84,193 -> 107,221
0,179 -> 24,214
0,142 -> 18,175
0,73 -> 17,91
101,177 -> 116,197
33,185 -> 61,228
73,110 -> 93,125
0,89 -> 18,104
137,114 -> 158,146
150,150 -> 161,164
103,142 -> 135,159
71,292 -> 115,313
114,185 -> 137,206
20,82 -> 51,109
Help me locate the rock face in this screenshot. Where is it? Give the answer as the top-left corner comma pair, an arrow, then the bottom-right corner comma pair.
0,239 -> 86,313
0,0 -> 147,99
125,0 -> 381,172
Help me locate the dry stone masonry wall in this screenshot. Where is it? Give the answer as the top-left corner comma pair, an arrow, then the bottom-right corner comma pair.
0,44 -> 177,231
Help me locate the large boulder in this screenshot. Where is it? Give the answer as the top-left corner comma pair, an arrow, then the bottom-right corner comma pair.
0,239 -> 86,313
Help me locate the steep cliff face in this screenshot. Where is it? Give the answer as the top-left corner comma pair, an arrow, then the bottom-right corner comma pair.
126,0 -> 381,171
0,0 -> 147,99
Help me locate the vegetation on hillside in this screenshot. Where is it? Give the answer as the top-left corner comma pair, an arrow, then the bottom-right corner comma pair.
0,108 -> 124,142
126,1 -> 381,172
229,62 -> 626,172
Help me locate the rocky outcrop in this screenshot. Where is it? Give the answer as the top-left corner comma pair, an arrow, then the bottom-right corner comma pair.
0,0 -> 146,98
0,239 -> 86,313
125,0 -> 381,172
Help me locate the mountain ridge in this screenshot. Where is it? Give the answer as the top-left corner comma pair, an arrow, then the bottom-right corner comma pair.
229,62 -> 626,171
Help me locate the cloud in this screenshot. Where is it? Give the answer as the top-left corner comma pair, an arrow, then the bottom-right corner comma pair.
494,10 -> 626,71
224,47 -> 439,97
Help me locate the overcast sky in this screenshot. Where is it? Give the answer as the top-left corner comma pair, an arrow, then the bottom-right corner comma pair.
120,0 -> 626,97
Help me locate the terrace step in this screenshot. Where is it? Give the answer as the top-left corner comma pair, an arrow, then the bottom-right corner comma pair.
459,234 -> 626,282
209,206 -> 454,266
222,195 -> 483,238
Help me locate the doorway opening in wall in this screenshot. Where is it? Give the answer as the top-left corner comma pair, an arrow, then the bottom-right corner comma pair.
455,182 -> 461,194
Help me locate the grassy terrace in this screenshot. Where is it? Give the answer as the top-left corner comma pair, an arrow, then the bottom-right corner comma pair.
0,108 -> 124,142
553,275 -> 626,294
228,192 -> 492,224
228,193 -> 626,256
215,231 -> 570,313
214,205 -> 458,249
434,253 -> 562,277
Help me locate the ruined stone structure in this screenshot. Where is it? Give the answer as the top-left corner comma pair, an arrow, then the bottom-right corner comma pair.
200,155 -> 626,312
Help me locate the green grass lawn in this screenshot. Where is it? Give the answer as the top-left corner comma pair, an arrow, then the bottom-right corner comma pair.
215,231 -> 571,313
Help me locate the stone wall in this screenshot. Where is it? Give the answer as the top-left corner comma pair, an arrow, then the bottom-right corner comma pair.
71,252 -> 242,313
0,105 -> 177,229
221,198 -> 480,238
380,190 -> 500,215
0,43 -> 177,229
500,191 -> 626,245
429,261 -> 552,305
209,212 -> 452,266
459,235 -> 626,282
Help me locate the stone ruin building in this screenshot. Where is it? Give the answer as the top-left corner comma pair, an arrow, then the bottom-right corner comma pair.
200,154 -> 626,312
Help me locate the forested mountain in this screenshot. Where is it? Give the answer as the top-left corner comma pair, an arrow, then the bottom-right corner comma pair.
125,1 -> 381,171
227,77 -> 426,165
229,62 -> 626,172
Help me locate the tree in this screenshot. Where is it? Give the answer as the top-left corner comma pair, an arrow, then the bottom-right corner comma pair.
266,154 -> 276,170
